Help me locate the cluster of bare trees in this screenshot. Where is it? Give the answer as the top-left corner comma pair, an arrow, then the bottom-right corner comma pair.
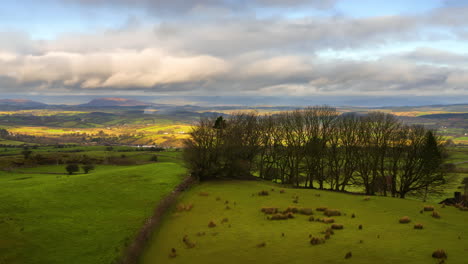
184,106 -> 448,198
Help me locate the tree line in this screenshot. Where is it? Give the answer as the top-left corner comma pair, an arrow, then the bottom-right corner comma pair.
183,106 -> 448,199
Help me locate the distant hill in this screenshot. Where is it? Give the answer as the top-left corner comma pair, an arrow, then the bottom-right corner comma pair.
0,99 -> 47,107
81,97 -> 154,107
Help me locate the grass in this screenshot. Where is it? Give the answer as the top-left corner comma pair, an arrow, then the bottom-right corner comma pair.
141,180 -> 468,264
0,162 -> 187,264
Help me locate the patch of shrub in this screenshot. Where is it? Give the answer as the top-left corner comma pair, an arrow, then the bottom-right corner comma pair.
269,213 -> 289,220
316,207 -> 327,212
432,249 -> 447,259
323,218 -> 335,224
308,216 -> 315,222
358,224 -> 362,230
208,221 -> 216,228
414,223 -> 424,229
298,208 -> 314,215
331,224 -> 343,230
424,205 -> 435,211
324,209 -> 341,217
310,237 -> 325,245
399,216 -> 411,223
283,207 -> 299,214
261,207 -> 279,214
432,211 -> 441,219
258,190 -> 269,196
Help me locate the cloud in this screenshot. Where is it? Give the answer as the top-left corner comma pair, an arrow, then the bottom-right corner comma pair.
0,48 -> 229,91
1,3 -> 468,98
63,0 -> 339,13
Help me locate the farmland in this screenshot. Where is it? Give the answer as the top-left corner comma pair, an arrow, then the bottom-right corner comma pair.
0,103 -> 467,264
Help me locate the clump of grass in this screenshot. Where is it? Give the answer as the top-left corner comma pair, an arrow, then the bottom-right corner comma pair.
424,205 -> 434,211
279,189 -> 285,194
432,249 -> 447,259
414,223 -> 424,229
283,207 -> 299,214
399,216 -> 411,224
292,196 -> 299,203
261,207 -> 279,214
308,216 -> 315,222
316,207 -> 328,212
310,237 -> 325,245
324,209 -> 341,217
225,205 -> 231,210
221,218 -> 229,224
322,218 -> 335,224
216,197 -> 221,201
331,224 -> 343,230
208,221 -> 217,228
176,203 -> 193,212
432,211 -> 441,219
351,213 -> 355,218
256,242 -> 266,248
345,252 -> 352,259
298,208 -> 313,215
363,196 -> 371,201
182,235 -> 195,249
358,224 -> 363,230
258,190 -> 269,196
269,213 -> 289,220
169,248 -> 177,258
196,232 -> 205,237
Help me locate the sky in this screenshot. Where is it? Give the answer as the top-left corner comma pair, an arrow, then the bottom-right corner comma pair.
0,0 -> 468,106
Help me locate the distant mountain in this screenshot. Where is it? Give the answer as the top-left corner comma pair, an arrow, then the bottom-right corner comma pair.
0,99 -> 47,107
81,97 -> 154,107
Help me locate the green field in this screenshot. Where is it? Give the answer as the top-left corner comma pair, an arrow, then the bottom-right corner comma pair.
1,144 -> 467,264
141,180 -> 468,264
0,161 -> 186,264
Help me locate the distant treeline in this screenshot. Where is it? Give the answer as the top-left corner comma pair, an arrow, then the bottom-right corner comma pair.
184,106 -> 448,199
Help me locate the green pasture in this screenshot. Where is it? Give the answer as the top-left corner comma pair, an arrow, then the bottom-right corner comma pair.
142,180 -> 468,264
0,162 -> 187,264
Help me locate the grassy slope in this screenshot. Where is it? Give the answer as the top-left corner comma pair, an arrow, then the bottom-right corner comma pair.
0,162 -> 186,264
142,181 -> 468,264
